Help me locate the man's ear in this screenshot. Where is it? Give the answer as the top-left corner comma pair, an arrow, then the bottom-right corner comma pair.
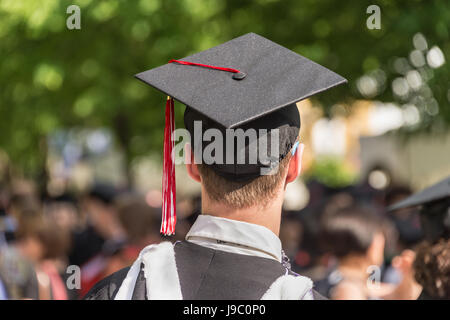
185,143 -> 202,183
285,143 -> 304,184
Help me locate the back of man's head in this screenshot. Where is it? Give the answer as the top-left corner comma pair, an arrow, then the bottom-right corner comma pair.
196,151 -> 292,209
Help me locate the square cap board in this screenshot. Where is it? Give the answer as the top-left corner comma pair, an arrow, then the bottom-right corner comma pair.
135,32 -> 347,129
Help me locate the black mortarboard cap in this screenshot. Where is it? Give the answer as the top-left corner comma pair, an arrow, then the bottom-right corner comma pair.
388,176 -> 450,211
388,176 -> 450,242
136,32 -> 346,129
135,32 -> 347,234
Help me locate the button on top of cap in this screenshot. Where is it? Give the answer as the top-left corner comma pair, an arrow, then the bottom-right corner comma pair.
232,72 -> 246,80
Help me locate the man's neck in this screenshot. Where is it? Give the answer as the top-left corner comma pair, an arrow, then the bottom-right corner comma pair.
200,189 -> 284,236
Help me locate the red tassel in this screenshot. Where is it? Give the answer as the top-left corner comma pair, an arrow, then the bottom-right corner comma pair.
161,96 -> 176,235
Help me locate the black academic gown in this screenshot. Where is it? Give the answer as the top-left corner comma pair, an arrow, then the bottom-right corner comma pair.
84,241 -> 325,300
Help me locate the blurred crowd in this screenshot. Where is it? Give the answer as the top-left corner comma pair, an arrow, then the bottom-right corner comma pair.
0,178 -> 448,300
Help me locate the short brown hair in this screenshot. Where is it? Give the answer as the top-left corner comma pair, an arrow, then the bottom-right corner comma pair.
197,153 -> 292,209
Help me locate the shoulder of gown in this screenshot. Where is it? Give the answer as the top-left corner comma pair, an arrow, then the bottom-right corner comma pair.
83,266 -> 130,300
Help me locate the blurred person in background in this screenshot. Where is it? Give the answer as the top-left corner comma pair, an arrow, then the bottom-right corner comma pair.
0,192 -> 41,299
42,193 -> 84,299
294,191 -> 358,280
385,186 -> 423,251
389,175 -> 450,300
79,192 -> 164,298
382,186 -> 422,285
278,210 -> 335,281
16,216 -> 71,300
6,192 -> 40,236
43,193 -> 81,237
100,193 -> 161,277
69,183 -> 119,268
316,205 -> 421,299
77,183 -> 126,297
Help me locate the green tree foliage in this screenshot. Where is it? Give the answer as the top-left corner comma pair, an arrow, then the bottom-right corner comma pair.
0,0 -> 449,178
303,156 -> 357,188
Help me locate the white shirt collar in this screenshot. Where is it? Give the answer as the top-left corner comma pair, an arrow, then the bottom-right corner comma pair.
185,214 -> 282,262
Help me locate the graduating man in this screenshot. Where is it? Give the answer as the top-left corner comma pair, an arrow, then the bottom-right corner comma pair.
85,32 -> 346,300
